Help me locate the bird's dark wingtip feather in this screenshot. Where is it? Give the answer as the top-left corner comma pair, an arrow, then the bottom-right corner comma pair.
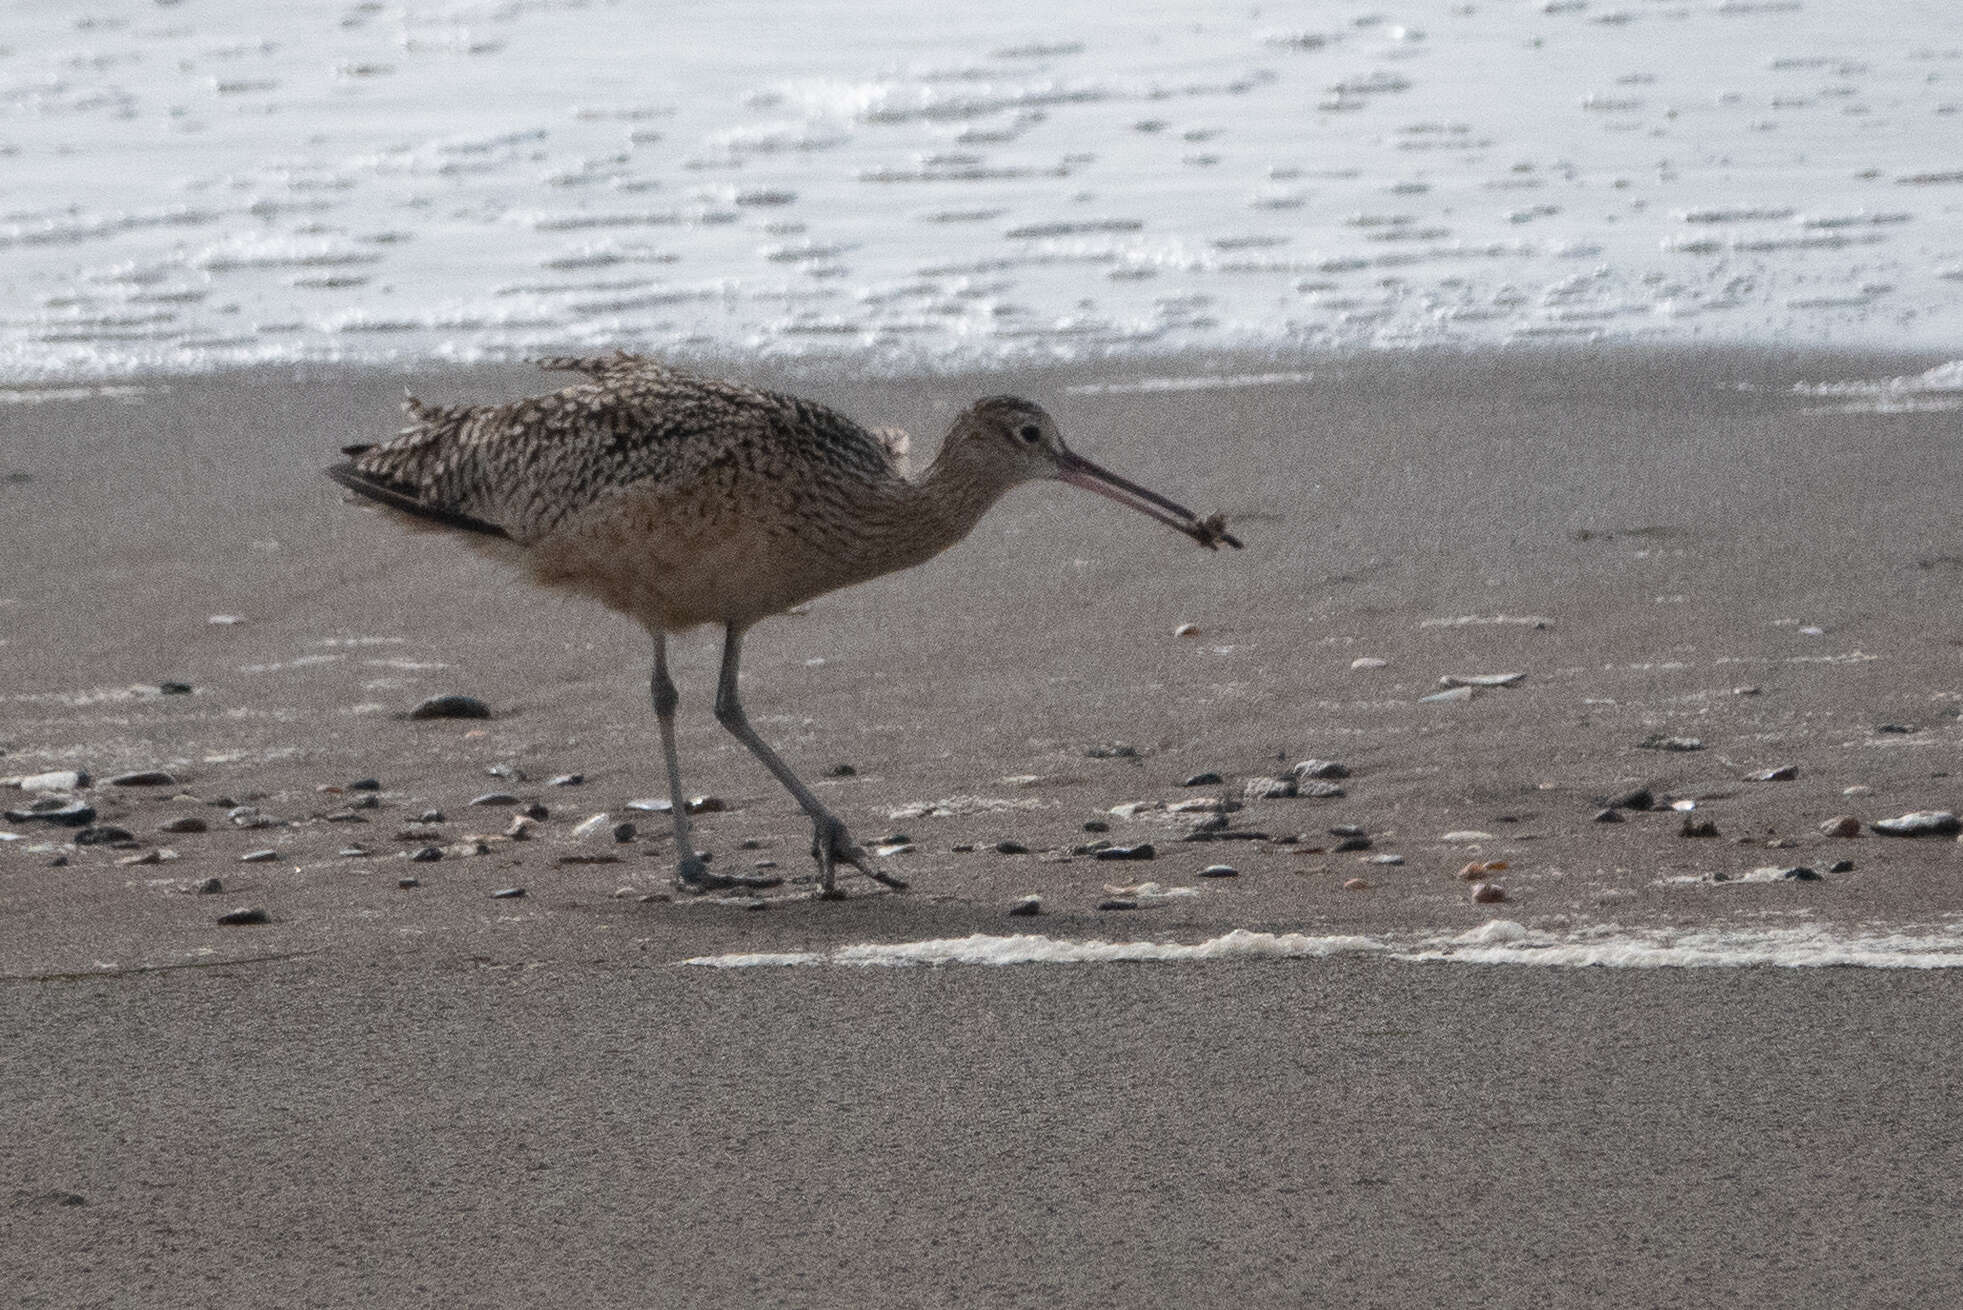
326,462 -> 512,540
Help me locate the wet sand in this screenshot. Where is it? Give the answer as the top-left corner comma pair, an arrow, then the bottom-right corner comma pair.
5,347 -> 1963,1304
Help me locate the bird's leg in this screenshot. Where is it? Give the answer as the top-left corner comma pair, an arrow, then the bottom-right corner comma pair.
650,633 -> 713,889
712,625 -> 907,897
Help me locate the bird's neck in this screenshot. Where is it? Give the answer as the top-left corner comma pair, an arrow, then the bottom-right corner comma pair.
873,443 -> 1016,567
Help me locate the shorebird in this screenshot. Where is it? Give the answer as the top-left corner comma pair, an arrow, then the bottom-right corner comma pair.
329,353 -> 1242,896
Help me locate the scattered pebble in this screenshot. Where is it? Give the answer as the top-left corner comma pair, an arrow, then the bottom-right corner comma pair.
1871,810 -> 1959,838
338,846 -> 368,857
398,877 -> 421,889
158,681 -> 193,696
490,887 -> 526,899
1082,819 -> 1110,833
1828,859 -> 1855,874
116,849 -> 171,866
1441,830 -> 1494,842
1419,686 -> 1474,704
3,800 -> 96,827
1086,743 -> 1140,759
1198,863 -> 1239,878
1182,771 -> 1224,787
1470,881 -> 1507,903
1369,853 -> 1404,865
1680,818 -> 1720,838
1007,895 -> 1043,916
415,810 -> 445,824
1438,672 -> 1525,689
74,825 -> 135,846
1843,785 -> 1872,797
408,846 -> 443,862
1594,808 -> 1625,824
1605,788 -> 1655,811
1748,765 -> 1798,782
348,778 -> 382,791
1244,776 -> 1297,801
1819,815 -> 1861,838
505,814 -> 538,840
1172,622 -> 1200,637
626,798 -> 670,812
1350,657 -> 1388,670
1094,844 -> 1157,861
1639,735 -> 1704,752
106,770 -> 175,787
546,773 -> 585,787
517,801 -> 548,821
612,821 -> 637,843
347,794 -> 381,811
572,813 -> 613,839
1297,780 -> 1346,799
227,805 -> 275,829
1096,897 -> 1138,911
207,614 -> 245,626
1332,834 -> 1372,852
11,769 -> 89,792
1875,723 -> 1916,734
1758,866 -> 1821,882
1343,877 -> 1371,891
216,906 -> 270,925
239,849 -> 278,863
686,796 -> 727,815
408,694 -> 492,720
195,877 -> 223,894
468,791 -> 520,807
994,839 -> 1029,855
1292,759 -> 1350,780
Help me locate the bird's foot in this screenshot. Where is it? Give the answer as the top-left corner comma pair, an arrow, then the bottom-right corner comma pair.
811,815 -> 909,896
674,854 -> 783,894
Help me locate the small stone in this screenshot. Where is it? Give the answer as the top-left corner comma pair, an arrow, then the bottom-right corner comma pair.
1594,808 -> 1625,824
572,813 -> 612,839
338,846 -> 368,858
1639,735 -> 1704,752
685,795 -> 727,814
239,849 -> 278,863
3,800 -> 95,827
1369,853 -> 1404,865
347,793 -> 381,810
195,877 -> 223,894
1182,771 -> 1224,787
1871,810 -> 1960,838
1828,859 -> 1855,874
1605,788 -> 1655,812
1198,864 -> 1239,878
753,859 -> 778,870
1096,897 -> 1138,911
1328,824 -> 1366,838
1765,837 -> 1797,850
1733,685 -> 1760,696
1292,759 -> 1350,780
207,614 -> 245,626
1086,743 -> 1140,759
74,825 -> 136,846
1244,776 -> 1298,801
398,877 -> 421,889
1007,895 -> 1044,916
486,763 -> 526,782
490,887 -> 526,899
994,840 -> 1030,855
1748,765 -> 1799,782
1819,815 -> 1861,838
1419,686 -> 1475,704
546,773 -> 585,787
1350,657 -> 1388,670
1297,781 -> 1346,800
416,809 -> 445,824
1843,785 -> 1872,797
158,681 -> 193,695
468,791 -> 520,807
407,694 -> 492,720
1332,835 -> 1372,852
1875,723 -> 1915,734
1458,860 -> 1508,881
323,810 -> 369,824
1172,622 -> 1200,637
1680,817 -> 1720,838
827,763 -> 857,777
518,801 -> 548,820
613,821 -> 637,843
951,843 -> 975,853
625,798 -> 671,812
216,906 -> 270,925
1343,877 -> 1371,891
1779,866 -> 1822,882
348,778 -> 382,791
227,805 -> 275,829
505,814 -> 538,840
1438,672 -> 1525,689
1082,819 -> 1110,833
408,846 -> 443,862
1441,830 -> 1494,842
1470,882 -> 1507,903
13,769 -> 89,792
1093,844 -> 1157,861
116,849 -> 169,866
106,770 -> 176,787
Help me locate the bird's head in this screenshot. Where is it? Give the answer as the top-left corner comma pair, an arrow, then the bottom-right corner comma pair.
947,395 -> 1244,550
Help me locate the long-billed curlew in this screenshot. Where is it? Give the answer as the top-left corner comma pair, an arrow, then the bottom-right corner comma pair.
329,352 -> 1242,897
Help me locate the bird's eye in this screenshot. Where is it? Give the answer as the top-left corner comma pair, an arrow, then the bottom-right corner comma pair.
1016,423 -> 1042,444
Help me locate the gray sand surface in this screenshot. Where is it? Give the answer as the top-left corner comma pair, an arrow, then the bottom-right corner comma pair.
5,348 -> 1963,1304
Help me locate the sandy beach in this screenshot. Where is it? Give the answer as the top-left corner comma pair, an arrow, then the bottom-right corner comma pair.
5,347 -> 1963,1304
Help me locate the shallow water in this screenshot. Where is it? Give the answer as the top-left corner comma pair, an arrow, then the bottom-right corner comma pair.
4,0 -> 1961,379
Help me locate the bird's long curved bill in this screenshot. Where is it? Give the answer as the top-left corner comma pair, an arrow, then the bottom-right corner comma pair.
1054,450 -> 1244,550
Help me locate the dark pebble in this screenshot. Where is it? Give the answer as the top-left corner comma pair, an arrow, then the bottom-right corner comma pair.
398,877 -> 421,889
1679,818 -> 1719,838
1594,808 -> 1625,824
1182,771 -> 1224,787
74,826 -> 136,846
1328,824 -> 1366,838
1780,867 -> 1822,882
216,906 -> 270,925
195,877 -> 223,894
827,763 -> 857,777
546,773 -> 585,787
1007,896 -> 1043,917
106,770 -> 176,787
47,854 -> 68,867
1096,898 -> 1138,911
348,778 -> 382,791
158,681 -> 193,696
407,694 -> 492,720
1293,760 -> 1351,780
1871,811 -> 1961,837
1332,835 -> 1372,852
1082,819 -> 1110,833
1605,788 -> 1655,811
1198,864 -> 1239,878
1748,765 -> 1799,782
1875,723 -> 1915,734
240,849 -> 278,863
1828,859 -> 1855,874
1086,743 -> 1139,759
1094,843 -> 1157,861
4,801 -> 96,827
490,887 -> 526,899
612,821 -> 637,843
409,846 -> 443,862
468,791 -> 520,807
519,801 -> 549,821
994,840 -> 1030,855
159,816 -> 208,834
417,810 -> 445,824
348,793 -> 381,810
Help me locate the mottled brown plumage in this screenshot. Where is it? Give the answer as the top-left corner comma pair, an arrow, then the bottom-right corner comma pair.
329,352 -> 1240,897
